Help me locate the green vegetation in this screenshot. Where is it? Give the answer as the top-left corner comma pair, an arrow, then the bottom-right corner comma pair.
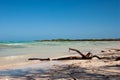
34,38 -> 120,42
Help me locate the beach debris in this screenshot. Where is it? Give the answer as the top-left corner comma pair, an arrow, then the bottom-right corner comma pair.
68,48 -> 101,59
115,57 -> 120,61
108,48 -> 120,52
52,56 -> 81,60
28,58 -> 50,61
100,48 -> 120,60
101,48 -> 120,53
28,48 -> 120,61
28,48 -> 101,61
101,50 -> 105,52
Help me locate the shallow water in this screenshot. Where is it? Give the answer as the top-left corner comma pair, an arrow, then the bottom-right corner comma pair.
0,41 -> 120,66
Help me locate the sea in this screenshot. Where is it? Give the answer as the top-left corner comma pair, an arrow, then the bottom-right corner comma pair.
0,41 -> 120,66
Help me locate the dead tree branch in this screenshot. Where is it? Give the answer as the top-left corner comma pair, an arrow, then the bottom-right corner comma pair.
69,48 -> 101,59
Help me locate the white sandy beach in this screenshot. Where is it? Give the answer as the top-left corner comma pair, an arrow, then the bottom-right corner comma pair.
0,51 -> 120,80
0,41 -> 120,80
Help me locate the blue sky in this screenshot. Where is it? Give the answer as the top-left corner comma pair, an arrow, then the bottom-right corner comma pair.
0,0 -> 120,41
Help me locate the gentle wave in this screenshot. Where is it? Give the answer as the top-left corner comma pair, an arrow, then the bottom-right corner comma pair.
3,43 -> 25,46
0,41 -> 71,48
0,44 -> 26,49
0,41 -> 32,49
1,55 -> 25,60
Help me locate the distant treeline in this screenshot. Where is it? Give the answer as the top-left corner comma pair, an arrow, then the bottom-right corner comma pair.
34,38 -> 120,42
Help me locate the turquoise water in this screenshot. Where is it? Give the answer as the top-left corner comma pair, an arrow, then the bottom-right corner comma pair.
0,41 -> 120,66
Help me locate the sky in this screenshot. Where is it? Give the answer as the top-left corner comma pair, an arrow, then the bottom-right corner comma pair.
0,0 -> 120,41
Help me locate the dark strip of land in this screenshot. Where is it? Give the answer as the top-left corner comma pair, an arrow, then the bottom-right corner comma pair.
34,38 -> 120,42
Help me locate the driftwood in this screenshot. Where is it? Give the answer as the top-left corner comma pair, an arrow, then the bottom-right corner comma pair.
52,56 -> 81,60
115,57 -> 120,61
28,56 -> 82,61
69,48 -> 101,59
101,48 -> 120,53
28,58 -> 50,61
28,48 -> 102,61
108,48 -> 120,51
28,48 -> 120,61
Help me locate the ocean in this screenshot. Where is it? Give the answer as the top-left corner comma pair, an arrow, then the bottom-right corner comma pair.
0,41 -> 120,66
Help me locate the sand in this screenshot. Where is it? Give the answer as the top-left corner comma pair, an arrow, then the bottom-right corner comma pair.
0,51 -> 120,80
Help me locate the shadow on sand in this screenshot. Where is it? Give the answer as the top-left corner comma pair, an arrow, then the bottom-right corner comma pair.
0,63 -> 120,80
